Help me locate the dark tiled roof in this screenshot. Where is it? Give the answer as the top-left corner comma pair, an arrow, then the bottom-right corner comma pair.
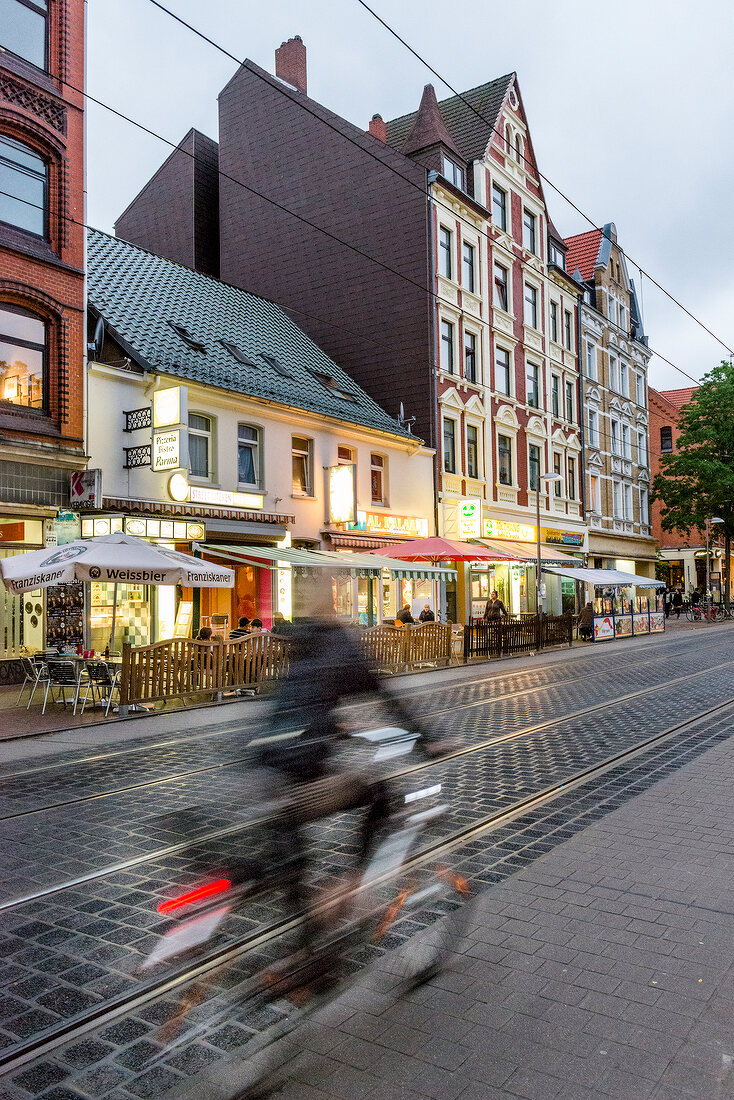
87,229 -> 415,439
563,229 -> 602,283
386,75 -> 514,163
401,84 -> 461,157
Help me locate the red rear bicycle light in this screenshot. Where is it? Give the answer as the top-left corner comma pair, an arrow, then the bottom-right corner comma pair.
157,878 -> 232,914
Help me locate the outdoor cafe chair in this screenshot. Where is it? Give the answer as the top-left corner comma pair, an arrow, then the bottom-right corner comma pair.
79,661 -> 120,718
42,660 -> 84,716
15,656 -> 49,708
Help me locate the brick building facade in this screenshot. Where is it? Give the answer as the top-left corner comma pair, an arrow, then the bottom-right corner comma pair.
0,0 -> 86,661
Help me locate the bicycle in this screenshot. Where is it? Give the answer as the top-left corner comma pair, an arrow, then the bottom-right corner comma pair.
141,728 -> 472,1097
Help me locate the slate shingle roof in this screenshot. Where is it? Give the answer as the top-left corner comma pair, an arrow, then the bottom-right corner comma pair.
385,75 -> 514,163
87,229 -> 416,440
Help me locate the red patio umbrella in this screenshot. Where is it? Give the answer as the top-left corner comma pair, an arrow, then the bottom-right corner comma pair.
365,536 -> 520,564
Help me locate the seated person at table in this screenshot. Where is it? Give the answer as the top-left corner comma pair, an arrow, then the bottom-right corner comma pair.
196,626 -> 212,641
250,618 -> 268,634
229,616 -> 251,639
396,604 -> 415,624
418,604 -> 435,622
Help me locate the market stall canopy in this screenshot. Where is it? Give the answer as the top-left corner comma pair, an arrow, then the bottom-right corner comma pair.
203,543 -> 456,580
0,533 -> 235,593
365,536 -> 519,564
544,566 -> 664,588
476,539 -> 581,565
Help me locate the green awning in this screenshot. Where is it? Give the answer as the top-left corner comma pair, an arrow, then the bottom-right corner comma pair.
202,543 -> 456,581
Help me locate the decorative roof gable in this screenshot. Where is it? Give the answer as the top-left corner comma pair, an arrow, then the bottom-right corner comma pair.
401,84 -> 461,157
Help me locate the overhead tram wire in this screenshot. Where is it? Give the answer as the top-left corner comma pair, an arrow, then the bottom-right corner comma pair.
138,0 -> 707,391
352,0 -> 734,360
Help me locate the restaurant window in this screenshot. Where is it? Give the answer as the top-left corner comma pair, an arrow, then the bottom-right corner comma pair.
495,346 -> 511,395
439,226 -> 452,279
553,452 -> 562,496
564,310 -> 572,350
493,262 -> 508,311
550,301 -> 558,343
443,417 -> 456,474
551,374 -> 560,417
565,379 -> 574,423
528,444 -> 541,491
524,283 -> 538,329
188,413 -> 213,479
371,453 -> 386,504
498,433 -> 513,485
466,424 -> 479,480
237,424 -> 261,487
526,362 -> 539,408
0,303 -> 46,409
0,134 -> 48,237
492,183 -> 507,231
440,319 -> 454,374
660,425 -> 673,452
2,0 -> 48,69
292,435 -> 313,495
522,208 -> 536,254
462,242 -> 475,293
567,456 -> 576,500
464,330 -> 477,383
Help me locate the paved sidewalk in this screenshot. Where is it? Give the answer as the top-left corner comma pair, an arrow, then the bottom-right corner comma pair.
195,713 -> 734,1100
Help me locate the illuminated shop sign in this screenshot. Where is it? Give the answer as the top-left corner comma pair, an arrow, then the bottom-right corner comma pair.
483,519 -> 584,547
81,515 -> 204,541
457,499 -> 481,540
152,429 -> 185,472
153,386 -> 186,429
188,485 -> 264,510
328,464 -> 356,524
348,512 -> 429,538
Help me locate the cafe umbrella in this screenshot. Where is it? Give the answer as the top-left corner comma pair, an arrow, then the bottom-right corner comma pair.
0,532 -> 234,648
365,536 -> 520,565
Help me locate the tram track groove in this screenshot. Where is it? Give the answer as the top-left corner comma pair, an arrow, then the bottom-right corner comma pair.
2,690 -> 734,1078
3,652 -> 734,911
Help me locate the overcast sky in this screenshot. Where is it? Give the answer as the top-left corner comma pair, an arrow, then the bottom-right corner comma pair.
87,0 -> 734,390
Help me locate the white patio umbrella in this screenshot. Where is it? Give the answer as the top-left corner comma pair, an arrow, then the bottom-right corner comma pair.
0,532 -> 234,648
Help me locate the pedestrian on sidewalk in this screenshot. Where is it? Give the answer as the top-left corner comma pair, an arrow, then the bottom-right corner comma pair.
673,587 -> 683,618
484,590 -> 508,620
664,587 -> 672,618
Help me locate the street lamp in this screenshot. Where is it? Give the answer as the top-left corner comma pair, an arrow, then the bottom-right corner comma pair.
706,516 -> 724,607
534,471 -> 562,619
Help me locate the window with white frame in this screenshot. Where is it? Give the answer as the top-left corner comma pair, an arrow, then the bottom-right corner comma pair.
188,413 -> 213,480
522,209 -> 536,254
526,362 -> 539,408
462,242 -> 475,293
564,310 -> 573,350
442,155 -> 464,190
613,479 -> 623,518
464,330 -> 477,383
440,319 -> 454,373
292,435 -> 313,495
238,424 -> 261,487
528,443 -> 541,491
443,417 -> 457,473
567,456 -> 576,500
515,133 -> 524,164
550,301 -> 559,343
589,474 -> 601,514
492,183 -> 507,231
498,433 -> 513,485
585,341 -> 597,379
565,380 -> 574,423
619,301 -> 626,330
371,453 -> 386,504
620,362 -> 629,397
588,408 -> 598,447
438,226 -> 452,279
611,418 -> 620,455
608,295 -> 617,325
609,354 -> 619,392
635,372 -> 644,406
493,262 -> 508,311
553,451 -> 562,496
551,374 -> 560,417
640,486 -> 649,525
466,424 -> 479,479
495,346 -> 511,395
624,482 -> 633,520
622,422 -> 631,459
524,283 -> 538,329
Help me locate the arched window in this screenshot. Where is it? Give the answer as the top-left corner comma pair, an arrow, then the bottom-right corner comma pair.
505,124 -> 512,154
0,134 -> 48,237
0,303 -> 47,410
2,0 -> 49,70
515,133 -> 524,164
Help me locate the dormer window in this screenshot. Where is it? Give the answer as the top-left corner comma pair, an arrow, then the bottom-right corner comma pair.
442,156 -> 464,191
169,323 -> 206,353
549,243 -> 565,270
311,370 -> 355,402
259,352 -> 293,378
220,340 -> 259,367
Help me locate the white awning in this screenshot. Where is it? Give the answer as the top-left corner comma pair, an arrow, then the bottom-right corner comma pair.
202,543 -> 456,581
545,566 -> 664,588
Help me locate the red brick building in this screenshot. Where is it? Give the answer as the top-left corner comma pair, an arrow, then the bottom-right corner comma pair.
0,0 -> 86,663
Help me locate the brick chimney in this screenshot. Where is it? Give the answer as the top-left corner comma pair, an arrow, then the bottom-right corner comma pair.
368,114 -> 387,142
275,35 -> 307,94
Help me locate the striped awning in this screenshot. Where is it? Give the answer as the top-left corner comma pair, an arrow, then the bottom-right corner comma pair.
476,539 -> 582,566
202,543 -> 456,580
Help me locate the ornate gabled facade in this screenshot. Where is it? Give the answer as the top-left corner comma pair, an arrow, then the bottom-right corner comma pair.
565,223 -> 656,576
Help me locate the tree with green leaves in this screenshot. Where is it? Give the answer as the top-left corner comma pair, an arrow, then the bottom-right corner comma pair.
652,360 -> 734,603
